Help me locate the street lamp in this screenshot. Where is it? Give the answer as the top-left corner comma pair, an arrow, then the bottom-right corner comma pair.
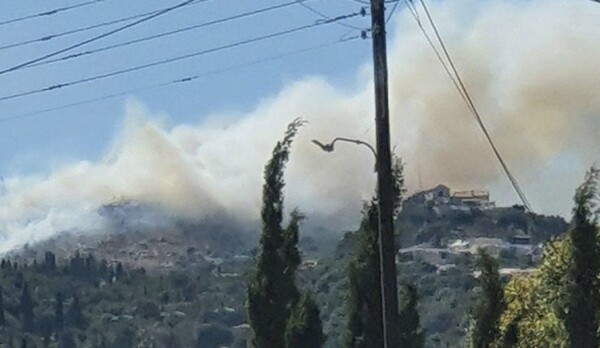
311,137 -> 378,171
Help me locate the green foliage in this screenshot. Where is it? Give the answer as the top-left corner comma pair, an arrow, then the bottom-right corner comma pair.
285,292 -> 325,348
564,167 -> 600,347
196,324 -> 234,348
19,283 -> 33,332
467,250 -> 505,348
0,286 -> 5,327
247,119 -> 310,348
55,292 -> 64,333
398,283 -> 425,348
344,158 -> 405,348
66,294 -> 85,330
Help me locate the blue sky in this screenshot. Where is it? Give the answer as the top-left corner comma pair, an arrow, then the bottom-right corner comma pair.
0,0 -> 376,175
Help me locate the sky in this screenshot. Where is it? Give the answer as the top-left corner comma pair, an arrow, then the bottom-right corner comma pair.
0,0 -> 599,252
0,0 -> 370,173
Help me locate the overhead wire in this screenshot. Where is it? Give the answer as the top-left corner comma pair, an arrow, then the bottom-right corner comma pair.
404,0 -> 470,108
415,0 -> 533,211
0,35 -> 361,124
0,0 -> 106,27
0,0 -> 207,52
296,1 -> 365,30
23,1 -> 314,71
385,0 -> 401,23
0,0 -> 203,76
0,11 -> 364,103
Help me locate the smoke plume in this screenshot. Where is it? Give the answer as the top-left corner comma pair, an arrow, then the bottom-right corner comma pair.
0,0 -> 599,252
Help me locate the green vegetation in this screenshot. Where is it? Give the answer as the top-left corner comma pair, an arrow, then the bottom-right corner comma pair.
247,118 -> 324,348
564,168 -> 600,347
466,250 -> 505,348
284,292 -> 325,348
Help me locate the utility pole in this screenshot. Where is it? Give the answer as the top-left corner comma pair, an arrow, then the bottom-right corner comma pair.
369,0 -> 399,347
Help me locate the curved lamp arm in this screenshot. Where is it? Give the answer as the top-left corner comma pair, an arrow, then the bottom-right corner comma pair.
312,137 -> 378,171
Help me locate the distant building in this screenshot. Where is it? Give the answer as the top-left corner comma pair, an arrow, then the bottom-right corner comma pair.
410,184 -> 451,204
509,234 -> 531,245
451,189 -> 495,209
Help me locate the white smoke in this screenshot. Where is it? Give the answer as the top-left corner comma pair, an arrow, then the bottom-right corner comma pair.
1,0 -> 599,252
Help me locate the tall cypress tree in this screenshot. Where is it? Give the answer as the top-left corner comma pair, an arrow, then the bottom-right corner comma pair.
398,284 -> 424,348
467,250 -> 505,348
247,119 -> 307,348
66,294 -> 85,330
284,292 -> 325,348
20,282 -> 34,332
0,286 -> 5,326
55,292 -> 64,333
345,159 -> 405,348
564,167 -> 600,347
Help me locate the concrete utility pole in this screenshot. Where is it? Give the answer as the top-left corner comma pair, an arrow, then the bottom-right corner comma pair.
369,0 -> 400,347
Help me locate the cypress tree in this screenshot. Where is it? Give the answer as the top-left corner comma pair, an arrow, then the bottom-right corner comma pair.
284,292 -> 325,348
247,119 -> 306,348
345,203 -> 383,348
564,167 -> 600,347
0,286 -> 5,326
398,284 -> 424,348
55,292 -> 64,333
467,250 -> 505,348
20,282 -> 34,332
57,330 -> 77,348
66,294 -> 85,330
345,159 -> 405,348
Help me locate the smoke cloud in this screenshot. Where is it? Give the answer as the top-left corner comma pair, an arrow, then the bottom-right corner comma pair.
1,0 -> 599,252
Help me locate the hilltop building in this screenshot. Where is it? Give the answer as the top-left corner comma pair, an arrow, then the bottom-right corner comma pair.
409,184 -> 495,210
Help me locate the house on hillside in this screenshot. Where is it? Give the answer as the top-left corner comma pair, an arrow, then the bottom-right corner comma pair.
451,189 -> 495,209
410,184 -> 451,204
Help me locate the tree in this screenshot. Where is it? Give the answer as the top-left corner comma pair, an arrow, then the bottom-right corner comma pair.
284,292 -> 325,348
57,331 -> 77,348
55,292 -> 64,333
398,284 -> 424,348
466,250 -> 505,348
564,167 -> 600,347
20,282 -> 34,332
195,324 -> 234,348
66,294 -> 85,330
345,159 -> 405,348
0,286 -> 5,326
247,119 -> 307,348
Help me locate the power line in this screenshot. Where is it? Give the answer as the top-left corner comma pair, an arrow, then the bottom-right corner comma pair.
0,35 -> 360,124
0,0 -> 203,76
417,0 -> 533,211
23,1 -> 313,70
385,0 -> 401,23
404,0 -> 470,107
0,0 -> 105,27
0,11 -> 362,103
296,1 -> 365,30
0,0 -> 207,52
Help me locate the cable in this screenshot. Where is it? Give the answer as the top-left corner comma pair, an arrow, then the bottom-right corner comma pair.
405,0 -> 470,108
23,1 -> 311,70
296,1 -> 364,30
0,0 -> 105,27
0,0 -> 207,52
0,35 -> 360,124
0,0 -> 202,76
0,11 -> 362,103
418,0 -> 533,211
386,0 -> 401,23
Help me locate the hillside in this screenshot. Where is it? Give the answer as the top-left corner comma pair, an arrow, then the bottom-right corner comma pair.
0,197 -> 568,347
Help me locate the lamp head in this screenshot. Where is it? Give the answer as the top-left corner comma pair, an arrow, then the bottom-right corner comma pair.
311,139 -> 335,152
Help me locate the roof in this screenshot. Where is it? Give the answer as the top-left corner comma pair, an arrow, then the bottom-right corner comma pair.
452,189 -> 489,199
